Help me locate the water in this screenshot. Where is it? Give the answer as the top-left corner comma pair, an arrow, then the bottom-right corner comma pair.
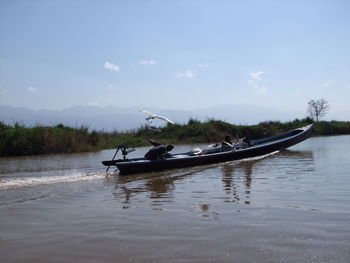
1,136 -> 349,263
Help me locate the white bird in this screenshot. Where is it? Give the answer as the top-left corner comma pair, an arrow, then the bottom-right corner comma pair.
139,110 -> 175,124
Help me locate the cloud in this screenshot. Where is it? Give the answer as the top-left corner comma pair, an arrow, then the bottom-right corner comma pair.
250,71 -> 264,81
248,71 -> 267,94
198,63 -> 210,68
1,89 -> 8,94
139,60 -> 156,65
27,87 -> 38,92
176,70 -> 194,78
104,62 -> 120,71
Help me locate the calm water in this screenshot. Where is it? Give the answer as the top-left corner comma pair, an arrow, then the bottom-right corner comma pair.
1,136 -> 349,263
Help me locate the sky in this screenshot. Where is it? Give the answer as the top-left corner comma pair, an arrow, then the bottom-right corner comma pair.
1,0 -> 350,120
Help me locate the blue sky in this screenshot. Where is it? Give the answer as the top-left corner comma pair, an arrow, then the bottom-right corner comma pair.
1,0 -> 349,119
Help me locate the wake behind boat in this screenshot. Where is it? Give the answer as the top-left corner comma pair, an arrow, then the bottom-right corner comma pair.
102,124 -> 313,175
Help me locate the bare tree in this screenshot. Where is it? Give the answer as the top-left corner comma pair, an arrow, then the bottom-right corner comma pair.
307,98 -> 329,121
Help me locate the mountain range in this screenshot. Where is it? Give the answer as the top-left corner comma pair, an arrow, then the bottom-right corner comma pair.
0,104 -> 306,131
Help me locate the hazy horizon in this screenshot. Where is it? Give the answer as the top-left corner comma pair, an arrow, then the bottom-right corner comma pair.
1,103 -> 348,132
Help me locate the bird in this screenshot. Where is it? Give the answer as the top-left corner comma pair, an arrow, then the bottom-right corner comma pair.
139,110 -> 175,124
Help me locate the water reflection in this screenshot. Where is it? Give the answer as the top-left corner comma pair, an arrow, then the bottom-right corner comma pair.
221,164 -> 240,202
114,174 -> 177,203
221,150 -> 314,205
144,176 -> 175,198
112,150 -> 314,207
221,161 -> 253,204
113,167 -> 208,205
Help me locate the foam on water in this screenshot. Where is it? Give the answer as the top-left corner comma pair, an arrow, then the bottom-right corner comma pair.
0,171 -> 105,189
236,150 -> 279,162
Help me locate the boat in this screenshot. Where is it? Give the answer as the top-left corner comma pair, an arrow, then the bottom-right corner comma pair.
102,124 -> 313,175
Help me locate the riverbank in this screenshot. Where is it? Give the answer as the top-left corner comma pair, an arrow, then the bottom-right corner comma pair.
1,119 -> 350,157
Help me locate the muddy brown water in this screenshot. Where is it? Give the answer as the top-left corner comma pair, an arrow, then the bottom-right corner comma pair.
1,136 -> 349,262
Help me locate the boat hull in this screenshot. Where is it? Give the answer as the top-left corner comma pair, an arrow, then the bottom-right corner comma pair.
103,124 -> 313,175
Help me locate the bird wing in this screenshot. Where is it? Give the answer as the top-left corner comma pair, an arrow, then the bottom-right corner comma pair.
138,109 -> 175,124
139,110 -> 156,117
156,115 -> 175,124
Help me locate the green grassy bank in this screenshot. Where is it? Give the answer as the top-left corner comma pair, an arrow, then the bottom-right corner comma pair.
0,123 -> 100,156
1,118 -> 350,157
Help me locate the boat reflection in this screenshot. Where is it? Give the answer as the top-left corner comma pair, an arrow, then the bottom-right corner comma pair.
221,161 -> 253,204
113,167 -> 208,205
221,149 -> 314,205
112,150 -> 314,206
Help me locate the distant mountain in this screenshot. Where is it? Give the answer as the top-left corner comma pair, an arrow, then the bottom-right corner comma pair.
0,104 -> 305,131
0,105 -> 145,131
159,104 -> 304,125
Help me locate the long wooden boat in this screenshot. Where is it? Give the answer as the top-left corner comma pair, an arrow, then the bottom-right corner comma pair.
102,124 -> 313,175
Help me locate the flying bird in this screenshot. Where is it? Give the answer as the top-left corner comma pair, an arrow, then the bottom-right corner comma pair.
139,110 -> 175,124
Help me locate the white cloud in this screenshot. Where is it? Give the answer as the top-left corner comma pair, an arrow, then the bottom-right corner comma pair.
27,87 -> 38,92
1,89 -> 8,93
176,70 -> 194,78
198,63 -> 210,68
248,71 -> 267,95
139,60 -> 156,65
107,84 -> 113,90
250,71 -> 264,81
104,62 -> 120,71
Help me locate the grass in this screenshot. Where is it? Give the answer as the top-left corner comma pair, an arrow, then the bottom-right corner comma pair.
0,122 -> 99,156
1,118 -> 349,157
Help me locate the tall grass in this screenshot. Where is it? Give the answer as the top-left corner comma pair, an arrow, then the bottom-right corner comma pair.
1,118 -> 349,157
0,122 -> 100,156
